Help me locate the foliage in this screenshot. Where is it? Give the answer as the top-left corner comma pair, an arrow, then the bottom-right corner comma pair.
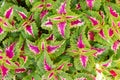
0,0 -> 120,80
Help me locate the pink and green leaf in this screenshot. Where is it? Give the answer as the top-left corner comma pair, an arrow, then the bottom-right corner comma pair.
15,68 -> 26,73
80,55 -> 88,68
25,25 -> 34,37
88,16 -> 98,26
4,7 -> 13,19
0,65 -> 9,79
47,45 -> 59,53
28,44 -> 40,54
77,34 -> 85,49
108,6 -> 119,17
18,11 -> 27,19
44,59 -> 52,71
57,21 -> 66,37
58,2 -> 66,14
86,0 -> 95,10
5,42 -> 16,59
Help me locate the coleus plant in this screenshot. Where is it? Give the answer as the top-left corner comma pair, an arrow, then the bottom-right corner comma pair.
0,0 -> 120,80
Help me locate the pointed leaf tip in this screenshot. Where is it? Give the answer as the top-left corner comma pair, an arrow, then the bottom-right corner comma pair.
4,7 -> 13,19
45,19 -> 53,28
18,11 -> 27,19
77,35 -> 85,48
0,65 -> 8,78
102,60 -> 112,67
47,45 -> 59,53
88,31 -> 94,41
57,21 -> 66,37
86,0 -> 94,10
57,64 -> 64,70
46,34 -> 54,41
76,3 -> 81,10
25,25 -> 34,37
40,10 -> 48,19
109,6 -> 119,17
44,59 -> 52,71
109,28 -> 114,37
48,72 -> 54,79
109,70 -> 117,77
71,19 -> 84,27
80,55 -> 88,68
88,16 -> 98,26
111,40 -> 120,52
99,29 -> 105,39
28,44 -> 40,54
58,2 -> 66,14
6,42 -> 16,59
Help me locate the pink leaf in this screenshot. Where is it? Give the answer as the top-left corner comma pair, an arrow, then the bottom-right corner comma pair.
46,34 -> 54,41
4,7 -> 13,19
28,44 -> 40,54
109,6 -> 119,17
108,28 -> 114,37
91,48 -> 105,57
40,10 -> 48,19
53,16 -> 61,20
80,55 -> 88,68
47,45 -> 59,53
88,31 -> 94,41
58,2 -> 66,14
109,70 -> 117,77
46,3 -> 52,8
5,42 -> 16,59
20,55 -> 27,63
6,60 -> 11,65
57,64 -> 64,70
3,22 -> 8,27
0,27 -> 4,34
15,68 -> 26,73
88,16 -> 98,26
111,40 -> 120,52
86,0 -> 94,10
57,21 -> 66,37
28,14 -> 34,21
76,3 -> 81,10
14,62 -> 20,67
102,60 -> 112,67
99,29 -> 105,39
41,41 -> 45,50
48,72 -> 54,79
37,4 -> 44,9
0,56 -> 3,60
66,16 -> 75,19
25,25 -> 34,37
11,20 -> 15,26
18,11 -> 27,19
44,19 -> 53,28
77,34 -> 85,48
71,19 -> 84,27
0,65 -> 8,79
44,59 -> 52,71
